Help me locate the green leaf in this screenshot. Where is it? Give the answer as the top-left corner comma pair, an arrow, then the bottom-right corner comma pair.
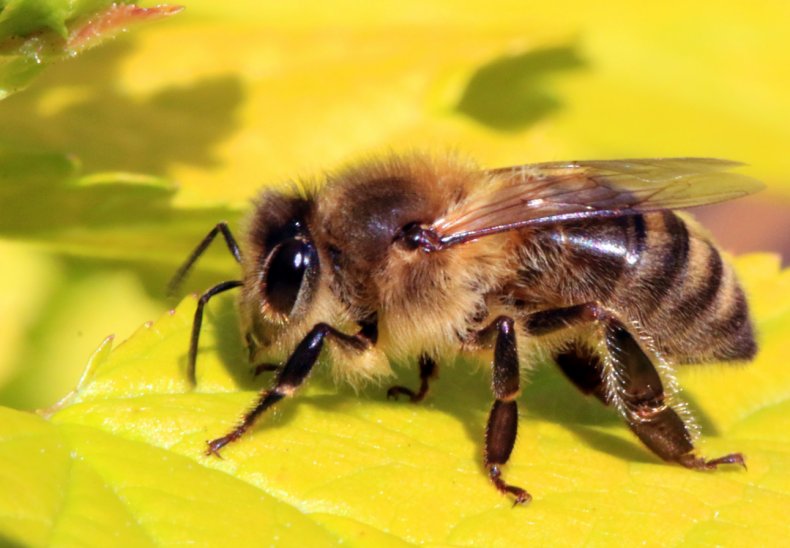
0,0 -> 182,98
1,254 -> 789,545
0,151 -> 240,409
0,407 -> 340,546
0,149 -> 239,267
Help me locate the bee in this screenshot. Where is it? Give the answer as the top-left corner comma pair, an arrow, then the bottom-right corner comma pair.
171,154 -> 761,504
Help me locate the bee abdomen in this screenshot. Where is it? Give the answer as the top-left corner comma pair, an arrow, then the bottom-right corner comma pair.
684,256 -> 754,360
510,211 -> 756,363
636,211 -> 691,314
711,283 -> 756,360
633,212 -> 755,363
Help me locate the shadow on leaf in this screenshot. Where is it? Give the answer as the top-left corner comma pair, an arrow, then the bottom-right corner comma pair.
0,39 -> 244,174
0,148 -> 243,276
201,325 -> 725,472
456,44 -> 586,131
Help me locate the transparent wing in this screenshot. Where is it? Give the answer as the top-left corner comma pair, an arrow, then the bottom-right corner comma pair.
432,158 -> 763,247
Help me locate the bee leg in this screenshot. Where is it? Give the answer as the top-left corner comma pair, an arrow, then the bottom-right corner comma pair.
206,323 -> 370,457
524,304 -> 608,403
603,319 -> 745,470
168,222 -> 243,296
243,332 -> 280,376
251,363 -> 280,377
477,316 -> 531,505
187,280 -> 244,385
386,355 -> 437,402
554,343 -> 608,404
524,304 -> 745,470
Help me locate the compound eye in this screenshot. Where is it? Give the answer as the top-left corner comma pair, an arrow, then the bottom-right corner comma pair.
262,238 -> 316,316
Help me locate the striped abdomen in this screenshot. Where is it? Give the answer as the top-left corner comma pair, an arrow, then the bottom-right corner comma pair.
511,210 -> 756,363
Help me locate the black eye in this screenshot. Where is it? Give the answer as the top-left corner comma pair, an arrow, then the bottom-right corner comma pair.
262,238 -> 317,316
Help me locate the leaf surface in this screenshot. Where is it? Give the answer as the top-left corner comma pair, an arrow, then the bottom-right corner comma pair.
1,254 -> 789,545
0,0 -> 182,98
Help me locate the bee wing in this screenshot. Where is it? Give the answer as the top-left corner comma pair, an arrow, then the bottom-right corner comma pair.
432,158 -> 764,247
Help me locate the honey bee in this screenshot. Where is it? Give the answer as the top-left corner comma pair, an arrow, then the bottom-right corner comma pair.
171,154 -> 761,504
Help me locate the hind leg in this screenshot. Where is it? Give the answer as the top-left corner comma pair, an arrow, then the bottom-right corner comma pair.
602,320 -> 744,470
553,343 -> 608,405
526,304 -> 745,470
476,316 -> 531,505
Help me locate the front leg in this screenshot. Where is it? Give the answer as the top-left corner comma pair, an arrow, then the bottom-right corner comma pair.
477,316 -> 531,505
206,323 -> 370,456
188,280 -> 244,385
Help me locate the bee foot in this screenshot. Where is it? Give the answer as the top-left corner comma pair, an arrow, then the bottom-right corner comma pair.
204,443 -> 223,458
205,435 -> 235,458
679,452 -> 746,471
489,465 -> 531,506
386,385 -> 420,402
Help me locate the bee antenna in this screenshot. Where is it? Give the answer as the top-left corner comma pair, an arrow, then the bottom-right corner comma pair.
167,222 -> 243,297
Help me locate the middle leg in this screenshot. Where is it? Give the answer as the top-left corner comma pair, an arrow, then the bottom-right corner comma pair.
476,316 -> 531,505
386,354 -> 437,403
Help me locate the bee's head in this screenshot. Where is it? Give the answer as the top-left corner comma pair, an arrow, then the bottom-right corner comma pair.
245,192 -> 320,323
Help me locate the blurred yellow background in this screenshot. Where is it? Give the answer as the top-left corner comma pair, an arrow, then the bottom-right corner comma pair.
0,0 -> 788,409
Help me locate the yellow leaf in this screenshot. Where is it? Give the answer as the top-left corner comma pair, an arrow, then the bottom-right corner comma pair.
1,254 -> 789,544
